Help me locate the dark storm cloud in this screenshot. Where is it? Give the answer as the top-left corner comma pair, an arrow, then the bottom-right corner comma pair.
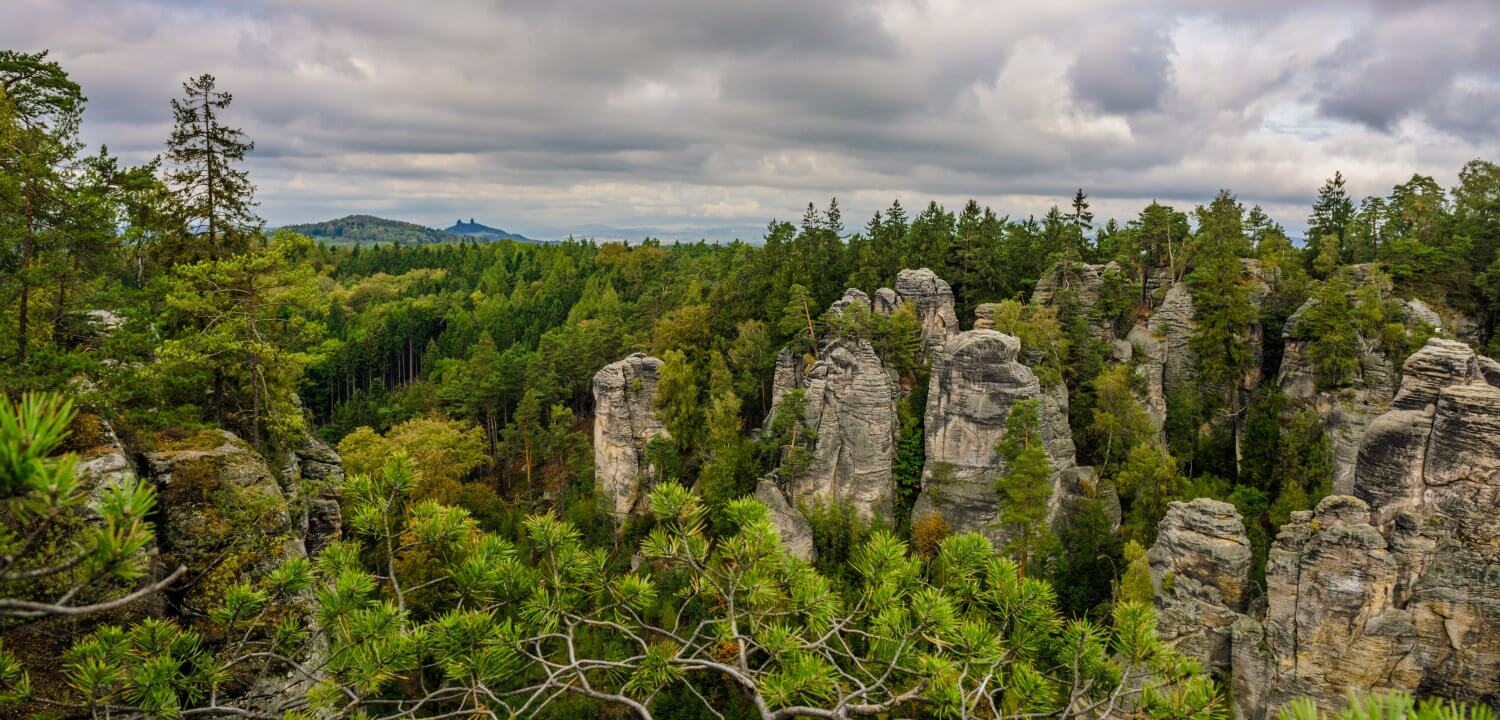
3,0 -> 1499,239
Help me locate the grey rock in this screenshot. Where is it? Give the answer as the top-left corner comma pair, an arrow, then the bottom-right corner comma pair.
972,302 -> 996,330
1392,338 -> 1477,410
793,338 -> 899,520
912,330 -> 1077,545
827,288 -> 871,318
767,346 -> 805,424
872,287 -> 900,315
1279,295 -> 1402,493
755,476 -> 816,561
895,268 -> 959,356
1149,499 -> 1253,677
593,353 -> 670,519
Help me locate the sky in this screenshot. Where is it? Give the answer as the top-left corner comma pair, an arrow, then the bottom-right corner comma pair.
6,0 -> 1500,242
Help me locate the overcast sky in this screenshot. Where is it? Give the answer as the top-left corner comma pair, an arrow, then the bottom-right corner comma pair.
7,0 -> 1500,241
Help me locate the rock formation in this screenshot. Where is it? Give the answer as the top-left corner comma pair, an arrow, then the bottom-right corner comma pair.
287,435 -> 345,558
791,337 -> 900,519
755,475 -> 816,561
911,329 -> 1088,544
1127,282 -> 1196,434
1149,499 -> 1253,678
767,346 -> 805,423
144,429 -> 310,613
895,268 -> 959,355
827,287 -> 872,317
1276,286 -> 1429,493
592,353 -> 670,519
1152,338 -> 1500,719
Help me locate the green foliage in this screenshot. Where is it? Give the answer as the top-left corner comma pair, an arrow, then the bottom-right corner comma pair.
152,230 -> 324,451
654,349 -> 704,461
992,399 -> 1054,572
1279,692 -> 1497,720
1300,276 -> 1361,389
1116,442 -> 1185,545
1049,497 -> 1121,618
0,394 -> 165,625
1115,540 -> 1155,605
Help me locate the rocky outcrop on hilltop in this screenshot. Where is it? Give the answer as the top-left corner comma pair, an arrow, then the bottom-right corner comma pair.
592,353 -> 670,519
791,337 -> 900,519
1149,499 -> 1253,678
895,268 -> 959,355
1151,338 -> 1500,718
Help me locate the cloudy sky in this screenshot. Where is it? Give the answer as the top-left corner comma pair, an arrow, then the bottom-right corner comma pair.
7,0 -> 1500,241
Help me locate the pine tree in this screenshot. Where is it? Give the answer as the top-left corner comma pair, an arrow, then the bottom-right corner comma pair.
0,51 -> 84,366
153,230 -> 323,450
164,73 -> 259,262
1188,191 -> 1256,419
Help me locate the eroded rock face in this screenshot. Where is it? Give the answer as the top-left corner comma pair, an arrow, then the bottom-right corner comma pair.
755,475 -> 816,561
592,353 -> 670,519
911,330 -> 1081,544
767,346 -> 805,424
1256,496 -> 1420,716
287,436 -> 345,558
1128,282 -> 1196,435
145,429 -> 305,613
1029,261 -> 1121,341
827,288 -> 871,318
792,337 -> 899,519
895,268 -> 959,355
1149,499 -> 1253,677
1278,297 -> 1401,494
872,287 -> 900,315
1194,339 -> 1500,718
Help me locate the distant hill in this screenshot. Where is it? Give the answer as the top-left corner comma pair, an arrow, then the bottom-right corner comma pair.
282,215 -> 458,246
445,218 -> 535,243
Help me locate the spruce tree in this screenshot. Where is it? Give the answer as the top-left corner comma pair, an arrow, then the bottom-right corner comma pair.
993,399 -> 1053,573
164,73 -> 259,261
1306,171 -> 1354,269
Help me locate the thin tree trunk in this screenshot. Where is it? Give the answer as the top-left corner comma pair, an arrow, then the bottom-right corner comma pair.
17,183 -> 34,365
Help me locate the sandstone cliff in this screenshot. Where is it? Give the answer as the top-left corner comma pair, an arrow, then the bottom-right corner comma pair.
792,337 -> 900,519
911,329 -> 1090,544
592,353 -> 670,519
1151,338 -> 1500,719
895,268 -> 959,356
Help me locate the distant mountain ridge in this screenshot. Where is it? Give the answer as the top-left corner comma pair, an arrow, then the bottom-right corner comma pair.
444,218 -> 534,242
280,214 -> 536,246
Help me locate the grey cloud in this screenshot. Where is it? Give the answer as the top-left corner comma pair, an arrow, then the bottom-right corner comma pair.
2,0 -> 1498,239
1068,23 -> 1174,115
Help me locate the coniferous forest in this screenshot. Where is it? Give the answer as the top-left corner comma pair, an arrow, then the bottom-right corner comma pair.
4,49 -> 1500,720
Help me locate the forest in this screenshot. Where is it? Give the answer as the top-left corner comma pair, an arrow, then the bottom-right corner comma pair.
3,50 -> 1500,720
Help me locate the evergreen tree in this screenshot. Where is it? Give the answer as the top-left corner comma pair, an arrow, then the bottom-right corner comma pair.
1306,171 -> 1354,269
1188,191 -> 1256,426
153,230 -> 323,450
0,50 -> 84,367
993,399 -> 1053,573
1116,442 -> 1183,544
164,73 -> 259,262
